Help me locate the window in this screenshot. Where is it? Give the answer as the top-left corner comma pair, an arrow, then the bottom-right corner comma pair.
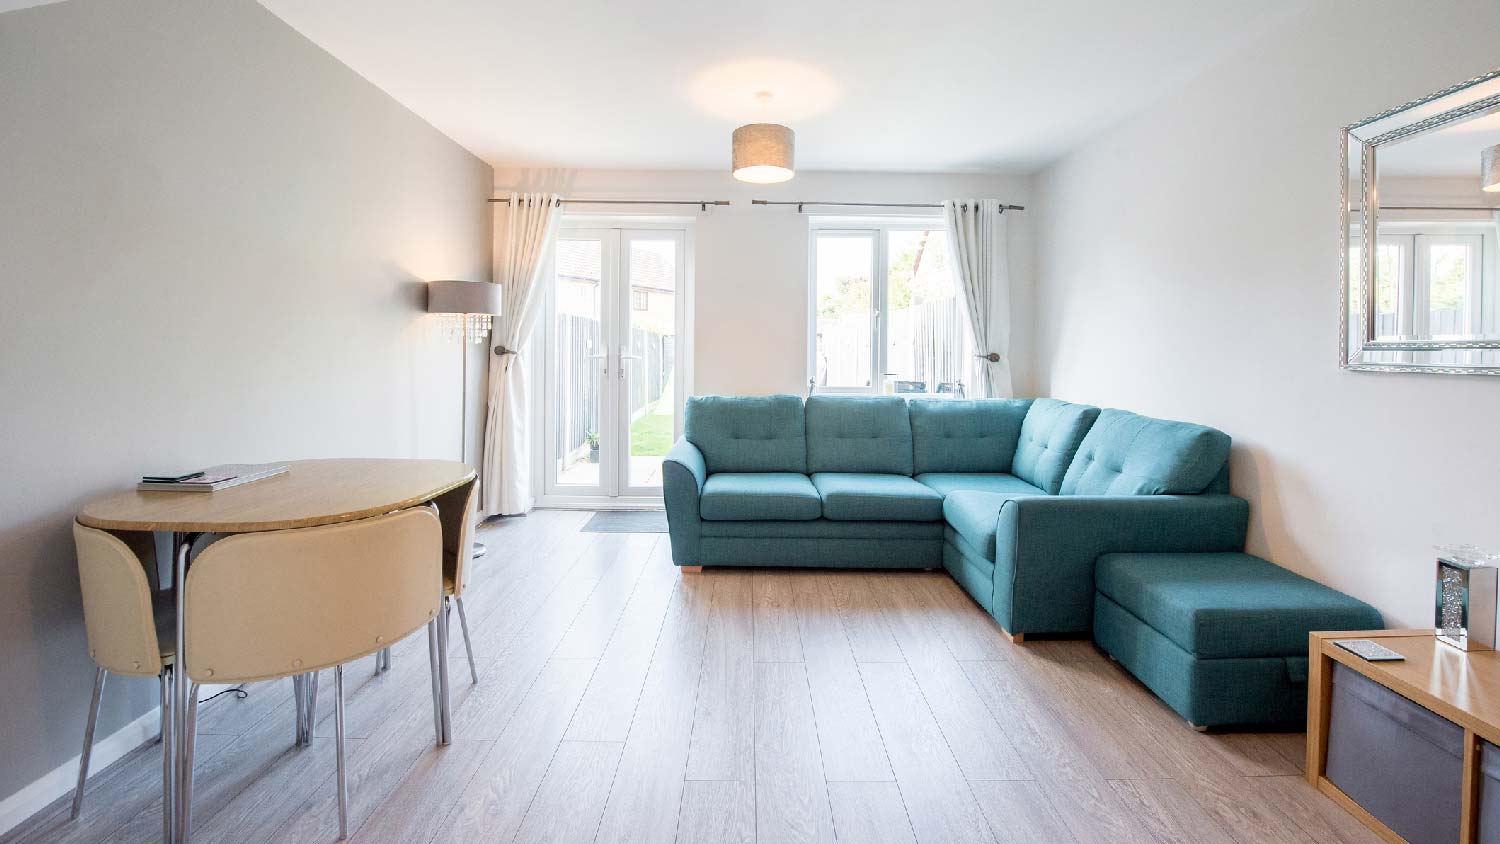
810,220 -> 972,396
631,289 -> 649,311
1353,223 -> 1491,338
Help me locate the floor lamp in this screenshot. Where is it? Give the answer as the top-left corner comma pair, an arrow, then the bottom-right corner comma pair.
427,279 -> 503,559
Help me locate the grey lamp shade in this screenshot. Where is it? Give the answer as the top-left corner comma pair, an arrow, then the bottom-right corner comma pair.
427,279 -> 502,315
732,123 -> 795,184
1484,144 -> 1500,193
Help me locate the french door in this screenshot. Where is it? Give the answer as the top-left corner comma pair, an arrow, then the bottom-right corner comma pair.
542,225 -> 687,503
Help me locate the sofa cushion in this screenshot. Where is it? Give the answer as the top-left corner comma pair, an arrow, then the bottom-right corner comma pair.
915,472 -> 1046,498
942,488 -> 1049,559
700,473 -> 821,521
811,473 -> 944,522
685,395 -> 806,474
1095,552 -> 1383,659
1011,398 -> 1099,494
805,395 -> 913,475
1060,409 -> 1231,496
909,399 -> 1032,475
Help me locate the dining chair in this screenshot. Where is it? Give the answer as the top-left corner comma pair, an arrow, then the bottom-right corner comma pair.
373,478 -> 479,683
71,523 -> 176,841
180,506 -> 445,841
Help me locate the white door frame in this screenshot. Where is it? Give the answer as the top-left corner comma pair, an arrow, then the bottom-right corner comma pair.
536,216 -> 694,509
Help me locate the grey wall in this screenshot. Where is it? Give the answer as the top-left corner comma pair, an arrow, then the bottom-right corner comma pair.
0,0 -> 492,803
1034,0 -> 1500,627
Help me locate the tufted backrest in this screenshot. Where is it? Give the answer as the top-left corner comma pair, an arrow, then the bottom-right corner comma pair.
1011,398 -> 1100,494
1059,409 -> 1231,496
685,394 -> 807,474
909,398 -> 1032,475
805,395 -> 914,475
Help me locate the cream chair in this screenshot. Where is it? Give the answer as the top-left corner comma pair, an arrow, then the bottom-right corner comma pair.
373,477 -> 479,684
181,506 -> 445,841
71,523 -> 176,842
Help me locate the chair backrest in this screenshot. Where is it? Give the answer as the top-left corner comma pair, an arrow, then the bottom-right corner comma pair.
74,522 -> 163,677
431,477 -> 476,595
183,506 -> 442,684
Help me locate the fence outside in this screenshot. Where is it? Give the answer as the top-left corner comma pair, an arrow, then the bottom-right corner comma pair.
554,314 -> 673,463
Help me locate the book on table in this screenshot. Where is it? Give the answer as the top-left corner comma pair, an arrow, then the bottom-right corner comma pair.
137,463 -> 289,493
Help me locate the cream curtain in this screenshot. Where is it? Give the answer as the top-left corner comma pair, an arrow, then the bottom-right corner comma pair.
481,192 -> 562,515
943,198 -> 1013,397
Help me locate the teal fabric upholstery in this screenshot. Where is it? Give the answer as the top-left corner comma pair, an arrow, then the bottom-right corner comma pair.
1093,593 -> 1311,727
943,527 -> 997,614
994,494 -> 1249,635
662,438 -> 706,566
1095,552 -> 1382,659
1011,398 -> 1100,494
942,489 -> 1049,559
909,399 -> 1032,474
701,519 -> 943,540
700,473 -> 821,521
1060,409 -> 1231,496
811,473 -> 943,522
685,394 -> 806,474
915,472 -> 1046,498
699,537 -> 941,568
805,396 -> 914,475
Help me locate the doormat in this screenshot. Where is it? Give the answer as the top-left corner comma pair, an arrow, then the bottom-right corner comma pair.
582,510 -> 669,533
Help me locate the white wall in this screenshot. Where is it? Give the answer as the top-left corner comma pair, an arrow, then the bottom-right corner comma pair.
1034,0 -> 1500,627
494,168 -> 1037,397
0,0 -> 492,807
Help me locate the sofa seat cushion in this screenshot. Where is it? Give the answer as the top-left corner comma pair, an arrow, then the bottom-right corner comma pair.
811,473 -> 944,522
942,488 -> 1049,559
805,395 -> 914,475
685,395 -> 807,474
1060,409 -> 1231,496
915,472 -> 1046,498
909,399 -> 1032,475
1011,398 -> 1100,494
700,473 -> 821,521
1095,552 -> 1383,659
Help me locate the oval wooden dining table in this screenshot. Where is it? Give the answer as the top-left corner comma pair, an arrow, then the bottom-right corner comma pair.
77,458 -> 476,844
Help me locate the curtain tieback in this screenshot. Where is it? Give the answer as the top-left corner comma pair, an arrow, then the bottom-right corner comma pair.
494,345 -> 520,357
976,352 -> 1001,363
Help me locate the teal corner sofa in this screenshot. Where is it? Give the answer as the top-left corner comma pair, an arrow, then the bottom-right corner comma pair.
662,394 -> 1251,639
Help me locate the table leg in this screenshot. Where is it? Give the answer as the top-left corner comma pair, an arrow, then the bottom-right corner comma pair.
172,535 -> 192,844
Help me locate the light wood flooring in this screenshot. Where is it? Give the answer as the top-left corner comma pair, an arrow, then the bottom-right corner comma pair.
7,509 -> 1384,844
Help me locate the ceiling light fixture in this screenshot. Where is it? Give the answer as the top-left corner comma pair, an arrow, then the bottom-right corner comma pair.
1484,143 -> 1500,192
732,91 -> 794,184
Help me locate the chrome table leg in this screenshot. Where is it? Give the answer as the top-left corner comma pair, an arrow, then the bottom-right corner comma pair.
426,620 -> 442,744
334,665 -> 348,840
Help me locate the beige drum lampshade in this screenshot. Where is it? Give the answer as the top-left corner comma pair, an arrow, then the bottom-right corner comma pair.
732,123 -> 795,184
427,279 -> 502,315
1483,143 -> 1500,193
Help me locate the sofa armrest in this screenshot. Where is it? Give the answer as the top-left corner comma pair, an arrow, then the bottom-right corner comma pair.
993,493 -> 1249,636
663,438 -> 707,566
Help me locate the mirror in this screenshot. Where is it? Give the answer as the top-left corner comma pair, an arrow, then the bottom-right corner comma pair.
1343,68 -> 1500,374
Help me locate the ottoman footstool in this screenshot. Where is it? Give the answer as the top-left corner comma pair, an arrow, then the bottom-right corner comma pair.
1092,551 -> 1383,729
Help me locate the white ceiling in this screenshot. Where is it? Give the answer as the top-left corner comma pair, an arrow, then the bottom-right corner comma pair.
1379,110 -> 1500,178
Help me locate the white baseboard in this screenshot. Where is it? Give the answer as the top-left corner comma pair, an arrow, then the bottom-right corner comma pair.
0,706 -> 160,837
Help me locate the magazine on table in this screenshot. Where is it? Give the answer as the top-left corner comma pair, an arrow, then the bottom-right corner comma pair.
137,463 -> 289,492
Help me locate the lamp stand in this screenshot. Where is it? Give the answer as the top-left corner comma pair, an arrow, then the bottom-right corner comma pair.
460,314 -> 487,560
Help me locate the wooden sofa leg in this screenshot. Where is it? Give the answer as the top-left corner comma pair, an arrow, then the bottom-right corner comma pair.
1189,722 -> 1209,733
680,566 -> 703,573
1001,628 -> 1025,644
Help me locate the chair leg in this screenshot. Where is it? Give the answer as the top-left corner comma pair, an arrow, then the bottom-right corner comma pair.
426,620 -> 442,745
70,667 -> 107,820
185,683 -> 200,835
304,672 -> 320,745
162,671 -> 174,844
455,596 -> 478,685
383,647 -> 392,672
293,674 -> 306,746
157,673 -> 167,745
334,665 -> 348,841
436,607 -> 452,745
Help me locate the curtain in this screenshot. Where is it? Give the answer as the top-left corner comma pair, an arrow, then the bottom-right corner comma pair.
481,192 -> 562,515
943,198 -> 1013,398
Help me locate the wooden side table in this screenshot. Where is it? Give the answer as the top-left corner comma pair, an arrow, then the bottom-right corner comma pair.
1308,629 -> 1500,844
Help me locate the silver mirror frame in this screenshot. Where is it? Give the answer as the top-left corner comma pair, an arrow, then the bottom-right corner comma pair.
1340,67 -> 1500,375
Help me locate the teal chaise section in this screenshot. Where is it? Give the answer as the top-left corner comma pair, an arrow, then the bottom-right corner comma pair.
663,394 -> 1250,636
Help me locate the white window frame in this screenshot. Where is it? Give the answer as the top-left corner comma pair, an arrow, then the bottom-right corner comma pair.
807,215 -> 966,397
1372,221 -> 1494,338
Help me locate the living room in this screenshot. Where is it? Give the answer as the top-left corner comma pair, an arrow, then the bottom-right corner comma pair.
3,1 -> 1499,843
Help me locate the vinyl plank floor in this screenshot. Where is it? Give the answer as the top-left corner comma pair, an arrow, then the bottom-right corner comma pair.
7,514 -> 1387,844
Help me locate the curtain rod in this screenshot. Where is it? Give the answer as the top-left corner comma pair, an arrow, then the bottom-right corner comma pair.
489,197 -> 731,210
751,199 -> 1025,213
1349,205 -> 1500,212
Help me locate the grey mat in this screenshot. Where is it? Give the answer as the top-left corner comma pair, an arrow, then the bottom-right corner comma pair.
582,510 -> 669,533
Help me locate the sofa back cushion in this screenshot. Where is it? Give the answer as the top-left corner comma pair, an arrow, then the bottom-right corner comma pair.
909,399 -> 1032,475
805,395 -> 913,475
685,394 -> 807,474
1011,398 -> 1100,494
1060,408 -> 1231,496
